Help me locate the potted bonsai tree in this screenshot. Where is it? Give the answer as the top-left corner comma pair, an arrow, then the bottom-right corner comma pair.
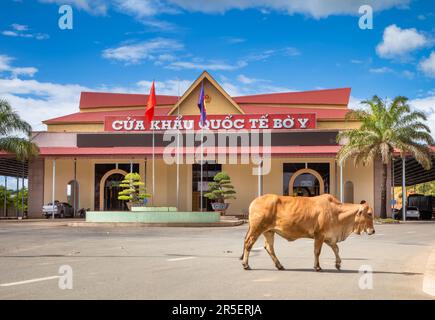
204,171 -> 236,214
117,172 -> 151,210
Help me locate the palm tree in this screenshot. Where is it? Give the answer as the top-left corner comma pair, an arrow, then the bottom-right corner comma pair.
0,99 -> 38,160
337,96 -> 433,218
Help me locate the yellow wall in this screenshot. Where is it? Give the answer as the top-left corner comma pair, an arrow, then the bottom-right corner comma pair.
44,158 -> 146,210
42,156 -> 373,214
342,158 -> 374,208
223,157 -> 337,215
222,163 -> 258,216
144,159 -> 192,211
175,79 -> 242,116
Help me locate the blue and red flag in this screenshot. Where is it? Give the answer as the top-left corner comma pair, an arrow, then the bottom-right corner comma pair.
197,81 -> 207,126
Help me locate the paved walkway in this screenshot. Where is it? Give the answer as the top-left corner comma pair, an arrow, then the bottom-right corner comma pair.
0,222 -> 434,299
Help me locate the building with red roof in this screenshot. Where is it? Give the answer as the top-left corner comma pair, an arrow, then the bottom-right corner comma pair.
9,71 -> 389,218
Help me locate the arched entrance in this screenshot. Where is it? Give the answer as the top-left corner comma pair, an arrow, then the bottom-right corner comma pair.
288,168 -> 325,197
99,169 -> 128,211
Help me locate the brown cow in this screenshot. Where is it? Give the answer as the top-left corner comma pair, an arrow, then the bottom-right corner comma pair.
241,194 -> 375,271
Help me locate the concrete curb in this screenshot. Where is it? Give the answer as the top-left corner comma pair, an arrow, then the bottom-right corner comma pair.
67,220 -> 245,228
0,219 -> 84,223
423,247 -> 435,298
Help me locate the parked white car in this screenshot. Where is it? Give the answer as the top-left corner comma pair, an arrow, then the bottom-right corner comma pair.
393,206 -> 420,220
42,201 -> 74,218
405,206 -> 420,219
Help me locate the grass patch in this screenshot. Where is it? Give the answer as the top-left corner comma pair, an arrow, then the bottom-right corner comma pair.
375,218 -> 399,224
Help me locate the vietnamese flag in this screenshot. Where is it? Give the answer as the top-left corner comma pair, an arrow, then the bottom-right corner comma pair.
145,81 -> 156,122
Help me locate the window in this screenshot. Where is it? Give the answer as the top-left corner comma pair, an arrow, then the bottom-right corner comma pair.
67,180 -> 79,212
344,181 -> 354,203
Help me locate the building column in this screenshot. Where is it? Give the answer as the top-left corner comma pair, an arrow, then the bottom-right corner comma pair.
52,159 -> 56,219
339,163 -> 344,202
391,158 -> 395,211
15,175 -> 19,218
73,158 -> 77,217
3,176 -> 6,217
257,161 -> 263,198
402,156 -> 406,222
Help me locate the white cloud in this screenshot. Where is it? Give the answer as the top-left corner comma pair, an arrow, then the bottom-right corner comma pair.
369,67 -> 393,74
409,95 -> 435,137
136,79 -> 191,96
10,67 -> 38,78
167,60 -> 247,71
376,24 -> 428,59
11,24 -> 28,31
165,0 -> 410,18
222,37 -> 246,44
419,52 -> 435,78
349,95 -> 435,138
37,0 -> 411,21
38,0 -> 108,15
237,74 -> 258,84
1,23 -> 49,40
0,54 -> 38,78
0,55 -> 14,72
102,38 -> 183,64
0,77 -> 91,130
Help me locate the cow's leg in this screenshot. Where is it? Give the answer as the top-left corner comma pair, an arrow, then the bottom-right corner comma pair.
326,242 -> 342,270
242,228 -> 261,270
239,225 -> 251,260
263,231 -> 284,270
313,237 -> 324,272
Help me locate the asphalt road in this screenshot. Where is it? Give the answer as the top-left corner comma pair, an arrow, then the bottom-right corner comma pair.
0,221 -> 434,299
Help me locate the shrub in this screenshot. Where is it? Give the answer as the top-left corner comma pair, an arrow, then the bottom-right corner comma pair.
117,172 -> 151,206
204,171 -> 236,203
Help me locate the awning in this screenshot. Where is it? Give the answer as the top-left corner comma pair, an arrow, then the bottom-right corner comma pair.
35,145 -> 341,157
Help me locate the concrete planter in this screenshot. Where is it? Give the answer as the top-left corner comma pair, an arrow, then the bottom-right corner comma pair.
211,202 -> 229,214
130,206 -> 177,212
86,211 -> 220,223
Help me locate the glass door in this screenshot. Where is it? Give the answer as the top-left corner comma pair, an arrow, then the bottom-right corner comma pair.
192,162 -> 222,211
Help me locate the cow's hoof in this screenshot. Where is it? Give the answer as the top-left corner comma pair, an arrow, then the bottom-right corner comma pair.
335,263 -> 341,270
314,266 -> 322,272
243,264 -> 251,270
276,265 -> 285,271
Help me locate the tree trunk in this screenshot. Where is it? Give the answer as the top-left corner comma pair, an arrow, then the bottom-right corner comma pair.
380,163 -> 388,219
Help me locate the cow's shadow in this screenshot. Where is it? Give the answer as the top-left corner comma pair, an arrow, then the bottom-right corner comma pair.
250,268 -> 421,276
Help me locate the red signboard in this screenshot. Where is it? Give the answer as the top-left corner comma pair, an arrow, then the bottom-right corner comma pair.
104,114 -> 316,132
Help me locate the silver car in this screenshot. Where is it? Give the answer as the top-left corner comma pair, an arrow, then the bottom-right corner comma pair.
405,206 -> 420,220
42,201 -> 75,218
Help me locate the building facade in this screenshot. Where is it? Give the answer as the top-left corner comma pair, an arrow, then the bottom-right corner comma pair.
27,71 -> 391,218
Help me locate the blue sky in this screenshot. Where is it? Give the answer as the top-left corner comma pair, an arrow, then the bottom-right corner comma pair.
0,0 -> 434,134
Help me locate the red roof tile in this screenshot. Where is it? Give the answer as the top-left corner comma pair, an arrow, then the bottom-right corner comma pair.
233,88 -> 351,105
79,92 -> 178,109
44,108 -> 171,124
240,106 -> 350,119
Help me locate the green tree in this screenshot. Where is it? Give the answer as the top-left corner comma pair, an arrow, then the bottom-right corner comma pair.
337,96 -> 433,218
204,171 -> 237,203
117,173 -> 151,207
0,185 -> 14,211
0,100 -> 39,160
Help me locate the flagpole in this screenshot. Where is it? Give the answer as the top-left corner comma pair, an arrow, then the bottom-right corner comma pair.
200,125 -> 203,212
176,80 -> 180,210
145,80 -> 156,207
152,126 -> 155,205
